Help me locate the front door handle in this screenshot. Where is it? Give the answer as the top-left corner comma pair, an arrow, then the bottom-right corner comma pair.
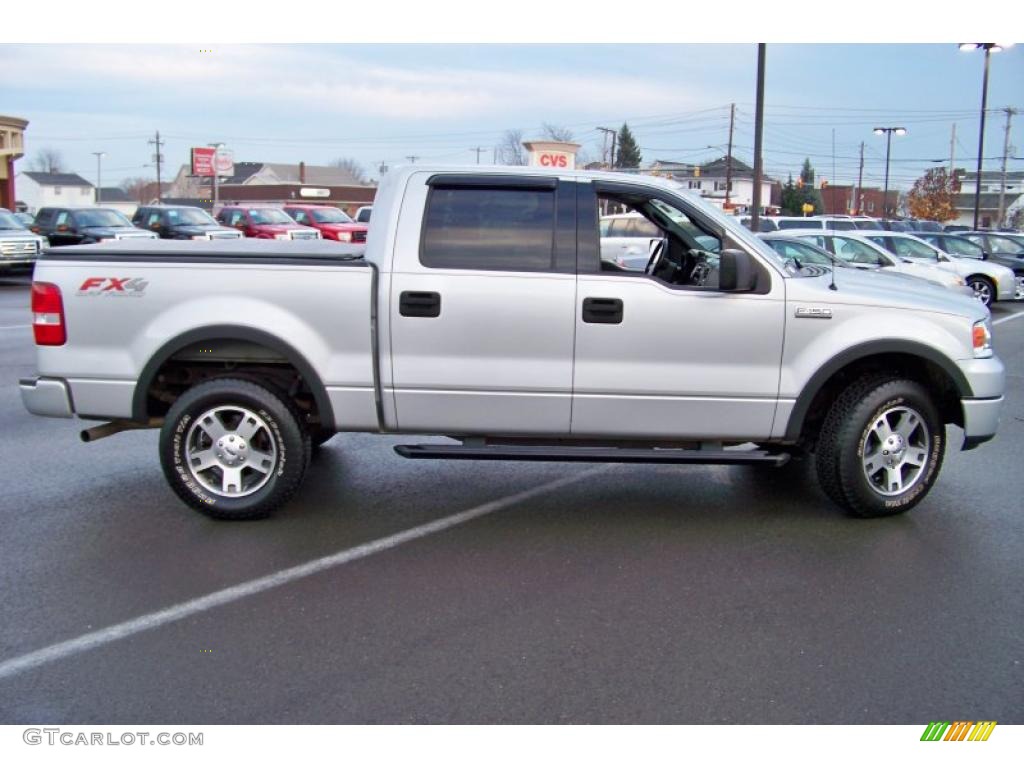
582,297 -> 623,324
399,291 -> 441,318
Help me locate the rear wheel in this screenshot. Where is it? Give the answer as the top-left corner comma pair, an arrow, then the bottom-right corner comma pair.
966,275 -> 995,307
815,376 -> 944,518
159,378 -> 310,519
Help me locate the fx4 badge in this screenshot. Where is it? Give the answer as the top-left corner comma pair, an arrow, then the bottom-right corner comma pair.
794,306 -> 833,319
77,277 -> 149,297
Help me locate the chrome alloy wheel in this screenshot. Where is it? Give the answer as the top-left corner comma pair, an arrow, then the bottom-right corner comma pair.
861,406 -> 930,496
1014,276 -> 1024,301
185,406 -> 278,498
969,278 -> 992,305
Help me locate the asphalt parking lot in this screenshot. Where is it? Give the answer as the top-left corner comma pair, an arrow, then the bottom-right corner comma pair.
0,273 -> 1022,724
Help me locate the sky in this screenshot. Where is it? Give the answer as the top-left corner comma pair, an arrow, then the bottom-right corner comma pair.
1,43 -> 1022,193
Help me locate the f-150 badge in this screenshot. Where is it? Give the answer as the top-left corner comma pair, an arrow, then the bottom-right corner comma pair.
794,307 -> 832,319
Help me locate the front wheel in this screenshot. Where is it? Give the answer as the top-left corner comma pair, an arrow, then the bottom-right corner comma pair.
159,378 -> 310,519
815,376 -> 945,518
967,275 -> 995,307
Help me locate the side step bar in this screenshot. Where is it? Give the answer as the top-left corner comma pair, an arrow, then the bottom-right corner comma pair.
394,444 -> 790,466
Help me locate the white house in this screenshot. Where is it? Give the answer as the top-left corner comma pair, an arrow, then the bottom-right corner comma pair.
951,169 -> 1024,228
16,171 -> 94,213
647,156 -> 774,213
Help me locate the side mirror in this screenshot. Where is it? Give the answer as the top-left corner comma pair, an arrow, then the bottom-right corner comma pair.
719,249 -> 758,292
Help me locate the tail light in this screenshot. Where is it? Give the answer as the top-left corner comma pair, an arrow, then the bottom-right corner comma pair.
31,281 -> 66,346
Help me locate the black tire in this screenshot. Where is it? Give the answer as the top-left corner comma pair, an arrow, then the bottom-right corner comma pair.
966,275 -> 995,307
159,378 -> 310,520
815,376 -> 945,518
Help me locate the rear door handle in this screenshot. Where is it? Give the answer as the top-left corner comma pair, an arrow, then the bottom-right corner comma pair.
399,291 -> 441,318
582,297 -> 623,324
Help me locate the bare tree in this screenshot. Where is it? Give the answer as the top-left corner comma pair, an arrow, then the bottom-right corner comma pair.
330,157 -> 367,184
29,147 -> 65,174
120,176 -> 156,203
497,129 -> 526,166
541,123 -> 574,142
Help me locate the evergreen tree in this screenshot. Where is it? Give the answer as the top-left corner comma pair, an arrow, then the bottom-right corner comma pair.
615,122 -> 642,169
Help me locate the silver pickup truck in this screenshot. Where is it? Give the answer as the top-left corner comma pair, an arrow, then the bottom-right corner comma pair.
20,166 -> 1005,520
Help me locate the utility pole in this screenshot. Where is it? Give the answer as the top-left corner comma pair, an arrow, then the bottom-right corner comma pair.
91,152 -> 105,205
148,130 -> 164,203
750,44 -> 766,231
596,126 -> 618,168
208,142 -> 224,212
405,155 -> 419,164
997,107 -> 1017,226
469,147 -> 487,164
854,141 -> 864,214
725,103 -> 735,210
949,123 -> 957,176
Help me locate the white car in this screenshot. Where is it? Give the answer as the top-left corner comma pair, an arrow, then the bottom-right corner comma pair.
786,230 -> 973,297
860,232 -> 1015,307
600,212 -> 662,270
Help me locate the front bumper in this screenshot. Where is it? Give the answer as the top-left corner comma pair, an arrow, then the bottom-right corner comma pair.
958,355 -> 1005,450
19,377 -> 74,418
961,396 -> 1003,449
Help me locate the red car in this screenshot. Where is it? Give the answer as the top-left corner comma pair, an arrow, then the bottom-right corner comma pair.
283,204 -> 368,243
215,206 -> 321,240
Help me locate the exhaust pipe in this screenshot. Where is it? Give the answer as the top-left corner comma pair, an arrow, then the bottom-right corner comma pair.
80,419 -> 162,443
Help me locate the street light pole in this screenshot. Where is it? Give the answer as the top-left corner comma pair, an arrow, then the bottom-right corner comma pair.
959,43 -> 1012,229
91,151 -> 105,205
873,127 -> 906,217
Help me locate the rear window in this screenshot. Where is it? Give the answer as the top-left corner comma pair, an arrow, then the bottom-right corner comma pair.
829,220 -> 856,231
421,187 -> 555,272
776,218 -> 822,230
35,209 -> 55,225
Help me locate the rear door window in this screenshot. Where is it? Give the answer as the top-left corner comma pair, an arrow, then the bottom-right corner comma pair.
421,186 -> 555,272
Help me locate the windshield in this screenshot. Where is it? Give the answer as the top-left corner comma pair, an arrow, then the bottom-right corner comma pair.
891,236 -> 941,259
832,236 -> 891,266
767,239 -> 834,266
940,236 -> 984,258
167,208 -> 217,225
74,209 -> 133,228
0,211 -> 27,229
310,208 -> 353,224
248,209 -> 294,225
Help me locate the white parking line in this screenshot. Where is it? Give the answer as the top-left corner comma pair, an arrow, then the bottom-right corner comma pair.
0,324 -> 30,331
0,465 -> 610,682
993,311 -> 1024,326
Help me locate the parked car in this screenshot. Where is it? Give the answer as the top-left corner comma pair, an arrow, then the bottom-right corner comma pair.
0,209 -> 47,272
600,212 -> 663,269
20,166 -> 1003,521
786,230 -> 972,296
354,205 -> 372,223
214,206 -> 321,240
913,232 -> 1024,301
133,205 -> 243,240
31,207 -> 157,246
860,231 -> 1015,307
282,205 -> 368,243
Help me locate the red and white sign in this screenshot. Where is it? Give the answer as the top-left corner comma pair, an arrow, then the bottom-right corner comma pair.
191,147 -> 216,176
191,147 -> 235,177
522,140 -> 581,171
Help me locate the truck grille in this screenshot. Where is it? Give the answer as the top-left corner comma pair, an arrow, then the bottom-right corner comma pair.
1,239 -> 40,256
211,231 -> 243,240
290,230 -> 319,240
115,232 -> 158,240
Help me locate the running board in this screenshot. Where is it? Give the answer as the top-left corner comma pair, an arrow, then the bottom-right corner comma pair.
394,444 -> 790,466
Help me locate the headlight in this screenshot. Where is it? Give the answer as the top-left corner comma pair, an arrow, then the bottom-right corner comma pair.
99,237 -> 116,243
972,319 -> 992,357
274,234 -> 290,240
336,231 -> 353,242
